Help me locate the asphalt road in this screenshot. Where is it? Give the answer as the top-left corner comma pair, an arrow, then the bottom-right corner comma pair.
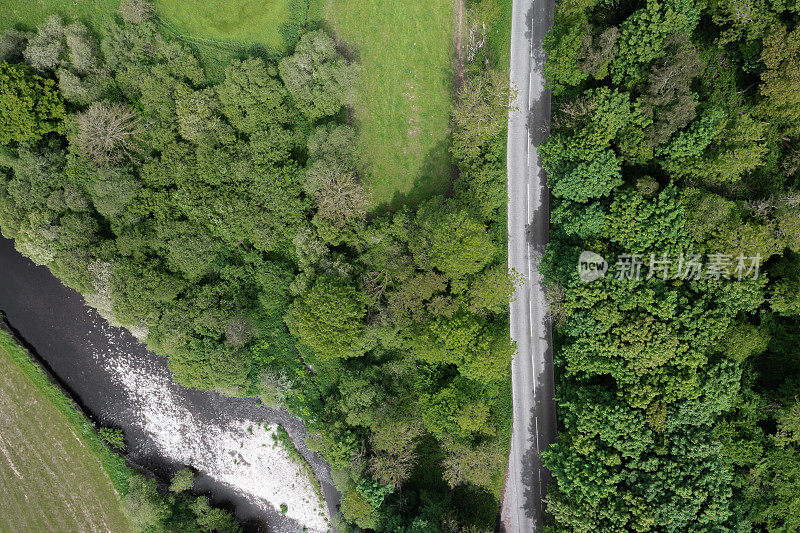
500,0 -> 556,531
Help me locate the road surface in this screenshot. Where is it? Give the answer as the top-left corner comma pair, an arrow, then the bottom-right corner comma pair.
500,0 -> 556,530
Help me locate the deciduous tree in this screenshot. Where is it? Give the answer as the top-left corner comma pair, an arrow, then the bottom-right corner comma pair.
74,101 -> 143,166
278,30 -> 355,121
286,276 -> 368,359
0,61 -> 64,145
411,198 -> 496,279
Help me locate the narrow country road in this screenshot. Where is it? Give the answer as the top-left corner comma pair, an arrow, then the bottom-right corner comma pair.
501,0 -> 556,530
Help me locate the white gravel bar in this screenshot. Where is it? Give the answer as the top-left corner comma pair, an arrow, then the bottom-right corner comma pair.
94,318 -> 330,532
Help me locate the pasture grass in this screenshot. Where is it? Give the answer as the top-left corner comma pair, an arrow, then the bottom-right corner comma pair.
155,0 -> 289,50
0,330 -> 134,533
325,0 -> 456,208
487,0 -> 513,70
154,0 -> 322,78
0,0 -> 118,33
154,0 -> 325,54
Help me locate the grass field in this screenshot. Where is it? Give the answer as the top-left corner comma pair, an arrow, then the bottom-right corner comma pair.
155,0 -> 290,52
325,0 -> 455,208
0,0 -> 118,33
0,331 -> 134,533
0,0 -> 310,52
155,0 -> 324,79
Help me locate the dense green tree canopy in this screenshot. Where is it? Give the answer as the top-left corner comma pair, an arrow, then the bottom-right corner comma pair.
0,61 -> 64,145
411,198 -> 497,279
286,276 -> 368,359
540,0 -> 800,529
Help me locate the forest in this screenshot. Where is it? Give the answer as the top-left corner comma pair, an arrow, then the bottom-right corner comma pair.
0,0 -> 515,530
541,0 -> 800,530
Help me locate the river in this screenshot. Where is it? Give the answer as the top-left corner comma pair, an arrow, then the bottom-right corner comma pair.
0,235 -> 340,532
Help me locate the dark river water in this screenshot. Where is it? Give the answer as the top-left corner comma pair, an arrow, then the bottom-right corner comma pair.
0,235 -> 339,532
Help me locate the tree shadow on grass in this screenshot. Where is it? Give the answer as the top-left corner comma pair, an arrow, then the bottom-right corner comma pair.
368,138 -> 454,218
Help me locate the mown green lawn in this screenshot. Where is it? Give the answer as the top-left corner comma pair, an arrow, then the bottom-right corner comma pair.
0,333 -> 134,533
325,0 -> 455,208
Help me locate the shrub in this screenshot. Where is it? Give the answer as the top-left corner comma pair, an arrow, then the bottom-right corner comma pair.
0,30 -> 30,63
169,468 -> 195,493
22,15 -> 65,71
98,427 -> 126,451
278,30 -> 355,121
122,475 -> 170,530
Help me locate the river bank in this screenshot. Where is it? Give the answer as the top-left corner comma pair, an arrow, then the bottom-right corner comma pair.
0,236 -> 339,532
0,328 -> 136,533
